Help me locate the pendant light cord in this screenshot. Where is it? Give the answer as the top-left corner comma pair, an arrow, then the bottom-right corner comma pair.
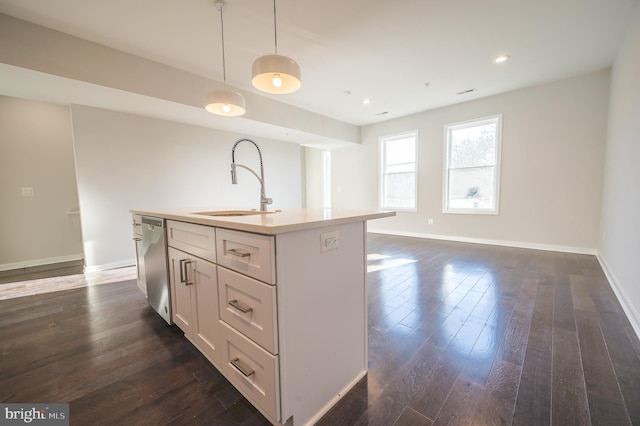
273,0 -> 278,55
218,3 -> 227,88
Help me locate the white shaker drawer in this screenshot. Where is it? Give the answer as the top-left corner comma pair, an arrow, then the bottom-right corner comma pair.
167,220 -> 216,263
219,321 -> 280,422
216,229 -> 275,284
218,267 -> 278,354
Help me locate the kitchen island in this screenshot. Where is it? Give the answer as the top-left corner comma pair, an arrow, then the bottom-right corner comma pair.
130,208 -> 394,425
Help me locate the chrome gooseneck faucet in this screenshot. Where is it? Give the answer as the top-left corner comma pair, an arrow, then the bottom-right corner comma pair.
230,138 -> 273,211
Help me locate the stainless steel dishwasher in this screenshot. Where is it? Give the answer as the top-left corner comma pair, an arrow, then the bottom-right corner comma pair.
141,216 -> 172,324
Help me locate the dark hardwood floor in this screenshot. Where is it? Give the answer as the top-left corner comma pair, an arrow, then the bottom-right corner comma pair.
1,234 -> 639,425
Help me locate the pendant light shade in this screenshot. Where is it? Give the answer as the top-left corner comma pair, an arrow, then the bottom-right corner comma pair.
252,54 -> 301,94
205,89 -> 246,116
252,0 -> 301,94
206,0 -> 245,116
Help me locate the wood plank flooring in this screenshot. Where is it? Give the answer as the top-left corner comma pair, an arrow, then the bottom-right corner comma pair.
1,234 -> 639,425
321,234 -> 640,425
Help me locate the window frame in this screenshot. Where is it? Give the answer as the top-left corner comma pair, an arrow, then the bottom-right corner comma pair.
443,114 -> 502,215
379,130 -> 418,212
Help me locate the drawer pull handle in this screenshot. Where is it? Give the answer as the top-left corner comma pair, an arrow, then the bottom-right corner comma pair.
226,248 -> 251,258
179,259 -> 194,286
230,357 -> 255,377
229,299 -> 253,314
184,260 -> 194,286
179,259 -> 186,283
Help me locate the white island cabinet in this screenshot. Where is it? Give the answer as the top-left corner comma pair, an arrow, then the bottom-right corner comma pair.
166,220 -> 220,365
130,208 -> 394,425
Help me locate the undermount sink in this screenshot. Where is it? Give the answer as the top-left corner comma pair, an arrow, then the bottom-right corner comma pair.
191,210 -> 278,217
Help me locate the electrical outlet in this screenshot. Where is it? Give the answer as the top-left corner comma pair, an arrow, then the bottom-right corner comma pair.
428,218 -> 434,225
320,230 -> 339,253
21,187 -> 34,197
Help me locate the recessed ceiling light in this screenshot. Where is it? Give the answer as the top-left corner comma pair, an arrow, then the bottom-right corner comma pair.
363,98 -> 372,104
494,55 -> 510,64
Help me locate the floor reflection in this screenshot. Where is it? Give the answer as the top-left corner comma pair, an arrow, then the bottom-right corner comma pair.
438,262 -> 499,360
367,246 -> 501,363
367,252 -> 421,334
367,253 -> 417,273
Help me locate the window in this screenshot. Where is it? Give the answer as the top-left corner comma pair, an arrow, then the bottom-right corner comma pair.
444,115 -> 501,214
380,131 -> 417,211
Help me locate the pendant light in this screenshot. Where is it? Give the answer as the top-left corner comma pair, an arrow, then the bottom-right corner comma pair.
252,0 -> 301,94
206,0 -> 246,116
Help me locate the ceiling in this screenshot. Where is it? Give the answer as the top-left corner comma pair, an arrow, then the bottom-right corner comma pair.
0,0 -> 638,134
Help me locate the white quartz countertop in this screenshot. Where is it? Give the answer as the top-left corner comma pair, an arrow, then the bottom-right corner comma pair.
130,207 -> 395,235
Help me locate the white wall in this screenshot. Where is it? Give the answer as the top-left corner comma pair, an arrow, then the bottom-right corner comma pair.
305,147 -> 325,209
599,3 -> 640,336
0,96 -> 83,269
332,70 -> 611,253
71,106 -> 303,271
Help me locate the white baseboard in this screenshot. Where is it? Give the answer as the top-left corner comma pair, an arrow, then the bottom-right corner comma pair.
0,254 -> 84,272
597,254 -> 640,341
367,228 -> 597,255
84,259 -> 136,273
